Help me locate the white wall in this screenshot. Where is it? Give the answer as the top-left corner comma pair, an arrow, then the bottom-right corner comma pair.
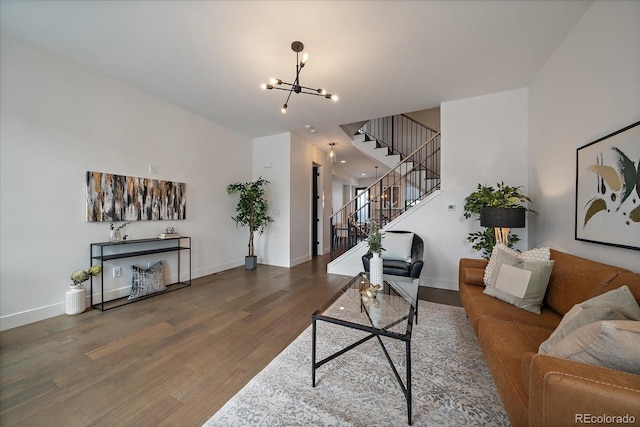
528,1 -> 640,271
0,36 -> 253,330
290,134 -> 312,266
252,133 -> 291,267
330,88 -> 530,289
253,133 -> 333,265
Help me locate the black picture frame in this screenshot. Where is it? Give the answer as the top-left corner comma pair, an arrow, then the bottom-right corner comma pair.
575,121 -> 640,250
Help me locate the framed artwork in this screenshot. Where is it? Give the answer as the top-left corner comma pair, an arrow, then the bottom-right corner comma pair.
86,171 -> 186,222
575,121 -> 639,250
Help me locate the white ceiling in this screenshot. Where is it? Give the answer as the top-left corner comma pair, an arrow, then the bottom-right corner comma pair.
0,0 -> 592,179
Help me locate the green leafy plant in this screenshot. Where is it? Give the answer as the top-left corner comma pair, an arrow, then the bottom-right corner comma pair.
70,265 -> 102,287
463,182 -> 532,258
366,221 -> 385,253
226,177 -> 274,258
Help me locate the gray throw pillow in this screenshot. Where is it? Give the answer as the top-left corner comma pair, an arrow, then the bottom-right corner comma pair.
547,320 -> 640,374
483,257 -> 554,314
539,285 -> 640,354
129,261 -> 165,299
483,243 -> 550,286
538,305 -> 628,354
581,285 -> 640,320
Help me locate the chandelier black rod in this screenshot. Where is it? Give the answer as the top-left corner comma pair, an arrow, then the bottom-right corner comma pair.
261,41 -> 337,112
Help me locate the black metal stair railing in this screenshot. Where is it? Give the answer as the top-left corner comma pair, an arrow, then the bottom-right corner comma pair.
358,114 -> 438,160
330,132 -> 441,260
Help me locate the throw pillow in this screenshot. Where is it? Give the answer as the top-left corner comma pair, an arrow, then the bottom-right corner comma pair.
547,320 -> 640,374
129,261 -> 166,299
483,244 -> 550,286
581,285 -> 640,320
538,285 -> 640,354
538,305 -> 628,354
483,258 -> 554,313
382,232 -> 414,262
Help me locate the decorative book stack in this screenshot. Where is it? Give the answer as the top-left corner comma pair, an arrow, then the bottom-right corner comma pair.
158,233 -> 180,239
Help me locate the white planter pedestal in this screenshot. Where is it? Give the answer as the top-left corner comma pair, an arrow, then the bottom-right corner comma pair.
65,286 -> 86,315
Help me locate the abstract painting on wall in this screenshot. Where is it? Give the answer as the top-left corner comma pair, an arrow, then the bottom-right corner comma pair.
575,121 -> 639,250
86,171 -> 186,222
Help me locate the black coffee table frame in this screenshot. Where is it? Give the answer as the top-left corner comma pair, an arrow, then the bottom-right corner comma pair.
311,275 -> 417,425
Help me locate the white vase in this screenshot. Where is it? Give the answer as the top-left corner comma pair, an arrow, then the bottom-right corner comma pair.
65,285 -> 87,315
370,252 -> 383,287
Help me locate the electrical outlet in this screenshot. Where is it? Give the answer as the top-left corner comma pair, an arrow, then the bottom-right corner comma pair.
113,267 -> 121,278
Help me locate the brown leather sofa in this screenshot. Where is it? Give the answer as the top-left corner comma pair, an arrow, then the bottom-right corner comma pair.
458,249 -> 640,427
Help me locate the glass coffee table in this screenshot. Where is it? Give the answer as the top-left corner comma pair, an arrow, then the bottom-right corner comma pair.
311,272 -> 419,425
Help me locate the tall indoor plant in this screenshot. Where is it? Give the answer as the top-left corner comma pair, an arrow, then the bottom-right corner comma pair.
463,182 -> 532,258
226,177 -> 274,270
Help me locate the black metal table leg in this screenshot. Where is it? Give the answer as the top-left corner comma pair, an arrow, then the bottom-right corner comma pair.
312,317 -> 317,387
407,339 -> 412,425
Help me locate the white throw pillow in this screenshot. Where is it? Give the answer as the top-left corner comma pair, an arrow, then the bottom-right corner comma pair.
483,244 -> 550,286
547,320 -> 640,374
382,232 -> 414,262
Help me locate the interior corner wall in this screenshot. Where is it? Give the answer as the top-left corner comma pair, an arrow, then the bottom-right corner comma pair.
289,134 -> 312,266
0,36 -> 253,330
414,87 -> 529,289
253,133 -> 331,266
528,0 -> 640,271
252,133 -> 291,267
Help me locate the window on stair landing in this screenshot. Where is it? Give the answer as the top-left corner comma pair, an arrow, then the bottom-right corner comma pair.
355,187 -> 370,224
383,186 -> 399,209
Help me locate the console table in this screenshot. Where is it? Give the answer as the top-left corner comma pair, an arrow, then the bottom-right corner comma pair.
89,237 -> 191,311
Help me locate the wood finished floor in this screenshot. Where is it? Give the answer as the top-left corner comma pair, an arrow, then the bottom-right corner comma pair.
0,256 -> 460,426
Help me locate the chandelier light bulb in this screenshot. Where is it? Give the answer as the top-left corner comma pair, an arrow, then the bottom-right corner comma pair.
331,94 -> 339,102
260,83 -> 267,90
281,104 -> 288,114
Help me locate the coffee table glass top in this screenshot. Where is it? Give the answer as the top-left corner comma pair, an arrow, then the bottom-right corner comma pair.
318,272 -> 419,335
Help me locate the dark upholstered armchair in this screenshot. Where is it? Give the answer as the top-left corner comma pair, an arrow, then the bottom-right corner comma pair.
361,231 -> 424,278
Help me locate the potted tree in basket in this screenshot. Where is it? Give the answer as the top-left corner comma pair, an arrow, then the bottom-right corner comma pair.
463,181 -> 532,259
226,177 -> 274,270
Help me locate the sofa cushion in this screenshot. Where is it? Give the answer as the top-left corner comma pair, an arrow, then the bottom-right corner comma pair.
547,320 -> 640,374
477,317 -> 553,427
483,254 -> 554,314
382,232 -> 414,262
538,285 -> 640,354
382,259 -> 412,276
461,283 -> 561,333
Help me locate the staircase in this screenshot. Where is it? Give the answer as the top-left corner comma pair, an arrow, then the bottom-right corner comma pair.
330,116 -> 441,260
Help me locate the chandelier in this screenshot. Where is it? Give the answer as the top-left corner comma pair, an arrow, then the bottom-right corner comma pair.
261,41 -> 338,113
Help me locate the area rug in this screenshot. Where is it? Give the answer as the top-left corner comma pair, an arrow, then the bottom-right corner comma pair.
205,295 -> 509,426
